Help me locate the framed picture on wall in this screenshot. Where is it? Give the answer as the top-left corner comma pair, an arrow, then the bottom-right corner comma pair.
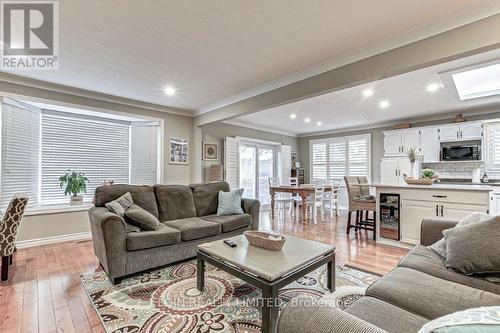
203,142 -> 219,161
169,137 -> 189,165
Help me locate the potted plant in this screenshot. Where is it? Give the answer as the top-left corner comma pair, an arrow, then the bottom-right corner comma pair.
59,170 -> 89,205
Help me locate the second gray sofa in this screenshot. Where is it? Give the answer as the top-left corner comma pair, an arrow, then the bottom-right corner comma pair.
89,181 -> 260,283
277,218 -> 500,333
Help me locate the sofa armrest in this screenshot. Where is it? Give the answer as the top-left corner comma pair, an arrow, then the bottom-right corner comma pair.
88,206 -> 128,281
277,301 -> 387,333
241,198 -> 260,230
420,218 -> 458,246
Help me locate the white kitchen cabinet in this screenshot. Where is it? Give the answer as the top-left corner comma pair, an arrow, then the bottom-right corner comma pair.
441,202 -> 488,221
401,200 -> 438,244
383,129 -> 420,156
459,122 -> 483,140
489,189 -> 500,216
439,122 -> 483,142
420,127 -> 440,162
380,157 -> 419,185
401,130 -> 420,153
384,131 -> 403,155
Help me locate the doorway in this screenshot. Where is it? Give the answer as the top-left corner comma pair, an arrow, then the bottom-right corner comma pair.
238,143 -> 276,205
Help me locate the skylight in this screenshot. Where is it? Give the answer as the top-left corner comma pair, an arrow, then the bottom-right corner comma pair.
452,62 -> 500,101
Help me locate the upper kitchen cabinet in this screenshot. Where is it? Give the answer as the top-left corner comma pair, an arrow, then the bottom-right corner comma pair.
439,121 -> 483,142
383,129 -> 420,156
420,127 -> 440,162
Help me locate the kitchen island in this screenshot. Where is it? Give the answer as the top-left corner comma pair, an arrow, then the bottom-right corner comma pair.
371,183 -> 492,248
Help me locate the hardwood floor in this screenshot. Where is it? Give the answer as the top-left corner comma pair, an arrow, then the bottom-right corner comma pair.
0,209 -> 408,333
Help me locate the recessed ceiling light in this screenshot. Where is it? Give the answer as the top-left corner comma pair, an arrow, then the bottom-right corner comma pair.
426,83 -> 440,92
290,114 -> 297,119
164,86 -> 176,96
316,121 -> 322,126
304,118 -> 311,123
363,89 -> 374,97
379,100 -> 390,109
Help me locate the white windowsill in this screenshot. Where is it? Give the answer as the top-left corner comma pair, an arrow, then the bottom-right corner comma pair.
24,203 -> 93,216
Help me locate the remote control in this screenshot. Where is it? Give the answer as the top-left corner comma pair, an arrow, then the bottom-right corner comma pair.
224,239 -> 237,248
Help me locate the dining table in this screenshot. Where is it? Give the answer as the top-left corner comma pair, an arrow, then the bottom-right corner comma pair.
269,184 -> 333,222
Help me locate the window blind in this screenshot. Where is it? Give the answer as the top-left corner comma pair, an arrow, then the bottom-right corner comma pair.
0,102 -> 40,208
485,122 -> 500,173
311,141 -> 327,180
310,134 -> 370,182
41,112 -> 130,204
130,123 -> 159,185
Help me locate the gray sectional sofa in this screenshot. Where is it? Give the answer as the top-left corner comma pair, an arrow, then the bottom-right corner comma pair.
89,182 -> 260,283
277,218 -> 500,333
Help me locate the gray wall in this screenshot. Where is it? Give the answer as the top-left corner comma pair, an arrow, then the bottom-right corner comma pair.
298,110 -> 500,183
200,122 -> 298,182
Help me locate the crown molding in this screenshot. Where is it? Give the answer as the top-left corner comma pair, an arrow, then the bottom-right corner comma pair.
221,119 -> 298,137
0,72 -> 195,117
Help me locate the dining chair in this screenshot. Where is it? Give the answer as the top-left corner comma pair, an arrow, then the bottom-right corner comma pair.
0,196 -> 29,282
344,176 -> 376,239
306,185 -> 325,224
323,179 -> 341,218
268,177 -> 295,218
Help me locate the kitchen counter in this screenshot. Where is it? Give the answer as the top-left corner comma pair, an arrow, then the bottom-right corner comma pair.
369,183 -> 492,191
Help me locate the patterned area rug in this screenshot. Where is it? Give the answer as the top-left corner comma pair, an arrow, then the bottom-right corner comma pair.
81,260 -> 378,333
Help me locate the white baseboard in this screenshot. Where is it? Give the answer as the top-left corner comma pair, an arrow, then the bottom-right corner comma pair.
16,231 -> 92,249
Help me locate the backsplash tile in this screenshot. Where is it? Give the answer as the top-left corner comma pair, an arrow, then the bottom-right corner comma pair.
421,162 -> 484,179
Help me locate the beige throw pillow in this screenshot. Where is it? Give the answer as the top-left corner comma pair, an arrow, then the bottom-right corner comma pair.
443,216 -> 500,275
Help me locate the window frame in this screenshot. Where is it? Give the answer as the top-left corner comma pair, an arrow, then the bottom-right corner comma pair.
309,133 -> 371,182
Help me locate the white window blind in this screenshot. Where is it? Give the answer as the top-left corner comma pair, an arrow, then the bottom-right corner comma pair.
310,134 -> 370,182
130,123 -> 159,185
0,102 -> 40,208
41,112 -> 130,204
485,122 -> 500,173
311,141 -> 327,180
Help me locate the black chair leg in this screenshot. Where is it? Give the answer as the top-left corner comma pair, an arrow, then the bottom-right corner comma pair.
9,255 -> 13,266
373,211 -> 377,241
346,211 -> 352,234
1,256 -> 9,281
355,210 -> 360,232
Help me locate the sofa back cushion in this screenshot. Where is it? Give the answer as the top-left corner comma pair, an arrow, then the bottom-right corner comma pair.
94,184 -> 159,218
153,185 -> 197,221
190,182 -> 230,216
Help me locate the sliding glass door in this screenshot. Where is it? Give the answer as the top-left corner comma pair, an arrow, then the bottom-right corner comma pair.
239,143 -> 276,205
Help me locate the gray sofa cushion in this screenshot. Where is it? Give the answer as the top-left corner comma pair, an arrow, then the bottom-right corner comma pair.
105,192 -> 134,217
443,216 -> 500,275
201,214 -> 251,232
126,224 -> 181,251
190,182 -> 230,216
124,204 -> 161,231
366,267 -> 500,320
398,245 -> 500,294
154,185 -> 197,221
163,217 -> 221,241
95,184 -> 159,218
345,296 -> 428,333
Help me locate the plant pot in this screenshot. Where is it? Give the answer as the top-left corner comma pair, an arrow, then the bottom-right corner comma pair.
70,196 -> 84,206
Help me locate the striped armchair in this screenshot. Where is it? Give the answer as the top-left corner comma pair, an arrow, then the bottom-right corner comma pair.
0,197 -> 29,281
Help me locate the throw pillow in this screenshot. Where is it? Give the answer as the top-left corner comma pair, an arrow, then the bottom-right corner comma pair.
217,189 -> 244,216
443,216 -> 500,275
418,306 -> 500,333
124,204 -> 161,231
429,212 -> 492,257
105,192 -> 134,217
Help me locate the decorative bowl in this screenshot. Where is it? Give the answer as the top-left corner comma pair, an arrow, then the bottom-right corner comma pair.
244,231 -> 286,251
404,178 -> 434,185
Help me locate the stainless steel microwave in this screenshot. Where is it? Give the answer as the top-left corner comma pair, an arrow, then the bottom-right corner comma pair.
441,143 -> 481,161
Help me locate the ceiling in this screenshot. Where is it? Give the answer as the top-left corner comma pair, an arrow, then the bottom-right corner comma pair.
1,0 -> 500,114
231,49 -> 500,136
